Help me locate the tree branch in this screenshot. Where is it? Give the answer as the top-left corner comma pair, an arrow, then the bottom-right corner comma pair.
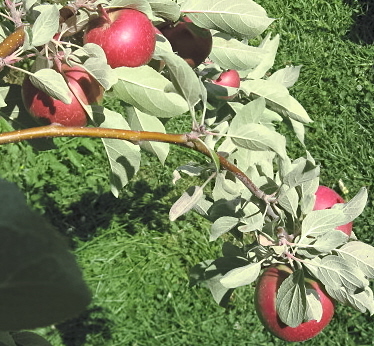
0,125 -> 279,219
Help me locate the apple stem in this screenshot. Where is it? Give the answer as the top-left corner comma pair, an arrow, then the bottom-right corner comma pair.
98,5 -> 112,24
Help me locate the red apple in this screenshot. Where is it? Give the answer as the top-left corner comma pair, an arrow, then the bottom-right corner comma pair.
314,185 -> 353,236
211,69 -> 240,100
212,70 -> 240,88
255,265 -> 334,342
83,8 -> 156,68
22,64 -> 103,126
159,18 -> 212,68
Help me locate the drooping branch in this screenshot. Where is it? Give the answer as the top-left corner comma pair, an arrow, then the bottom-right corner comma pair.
0,125 -> 279,219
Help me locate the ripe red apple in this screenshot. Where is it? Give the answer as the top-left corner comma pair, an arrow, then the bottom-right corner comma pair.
22,64 -> 103,126
83,8 -> 156,68
314,185 -> 353,236
212,70 -> 241,88
255,265 -> 334,342
211,69 -> 240,100
159,17 -> 212,68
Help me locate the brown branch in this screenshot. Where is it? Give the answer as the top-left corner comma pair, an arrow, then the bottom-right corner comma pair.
0,25 -> 25,59
0,125 -> 279,219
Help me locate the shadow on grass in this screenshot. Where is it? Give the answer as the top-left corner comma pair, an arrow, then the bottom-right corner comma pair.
41,179 -> 174,247
344,0 -> 374,44
55,306 -> 112,346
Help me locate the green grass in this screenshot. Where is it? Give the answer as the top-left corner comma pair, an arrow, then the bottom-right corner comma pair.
1,0 -> 374,345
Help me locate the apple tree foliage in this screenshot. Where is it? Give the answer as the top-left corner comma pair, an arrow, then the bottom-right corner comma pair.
0,0 -> 373,343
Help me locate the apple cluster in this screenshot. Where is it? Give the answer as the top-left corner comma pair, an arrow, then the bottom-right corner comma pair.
21,6 -> 241,127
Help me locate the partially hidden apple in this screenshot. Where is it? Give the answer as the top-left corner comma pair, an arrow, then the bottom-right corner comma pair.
254,265 -> 334,342
83,8 -> 156,68
314,185 -> 353,236
159,17 -> 212,68
211,69 -> 241,100
22,64 -> 103,126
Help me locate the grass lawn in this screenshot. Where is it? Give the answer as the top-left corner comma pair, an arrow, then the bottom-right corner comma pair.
1,0 -> 374,345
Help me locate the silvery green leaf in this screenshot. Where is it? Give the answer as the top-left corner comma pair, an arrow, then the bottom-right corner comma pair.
336,241 -> 374,279
180,0 -> 274,38
109,0 -> 153,16
282,156 -> 319,189
126,106 -> 169,164
301,209 -> 346,238
278,186 -> 299,217
312,230 -> 349,253
246,33 -> 279,79
29,69 -> 71,104
317,255 -> 369,292
205,276 -> 233,306
169,186 -> 204,221
210,33 -> 265,70
160,52 -> 202,110
305,288 -> 323,322
95,108 -> 141,197
268,65 -> 302,88
300,177 -> 319,215
212,173 -> 241,201
60,9 -> 90,37
230,123 -> 287,159
276,269 -> 306,327
148,0 -> 181,21
31,4 -> 59,46
229,97 -> 266,134
241,79 -> 312,124
210,216 -> 239,241
288,117 -> 306,144
0,86 -> 9,108
220,262 -> 262,288
325,286 -> 374,314
332,187 -> 368,224
113,66 -> 189,118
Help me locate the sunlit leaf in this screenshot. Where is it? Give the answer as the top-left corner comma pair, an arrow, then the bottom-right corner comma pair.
220,262 -> 262,288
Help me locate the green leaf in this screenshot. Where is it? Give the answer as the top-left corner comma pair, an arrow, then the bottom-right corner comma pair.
29,69 -> 72,104
304,288 -> 323,322
113,66 -> 189,117
0,180 -> 91,331
278,186 -> 299,217
336,241 -> 374,279
276,269 -> 306,327
220,262 -> 262,288
317,255 -> 369,292
325,286 -> 374,314
11,331 -> 54,346
241,79 -> 312,124
301,187 -> 367,238
60,8 -> 90,37
229,123 -> 287,159
0,332 -> 16,346
210,33 -> 265,70
156,52 -> 202,111
210,216 -> 239,241
268,65 -> 302,88
126,106 -> 169,164
93,107 -> 141,197
169,186 -> 205,221
109,0 -> 153,16
282,157 -> 320,188
312,230 -> 348,253
148,0 -> 181,22
31,4 -> 59,46
71,43 -> 118,90
246,33 -> 280,79
181,0 -> 274,38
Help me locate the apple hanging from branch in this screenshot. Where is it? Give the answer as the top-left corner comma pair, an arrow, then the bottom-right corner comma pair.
314,185 -> 353,236
83,7 -> 156,68
22,64 -> 104,127
158,17 -> 212,68
254,265 -> 335,342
